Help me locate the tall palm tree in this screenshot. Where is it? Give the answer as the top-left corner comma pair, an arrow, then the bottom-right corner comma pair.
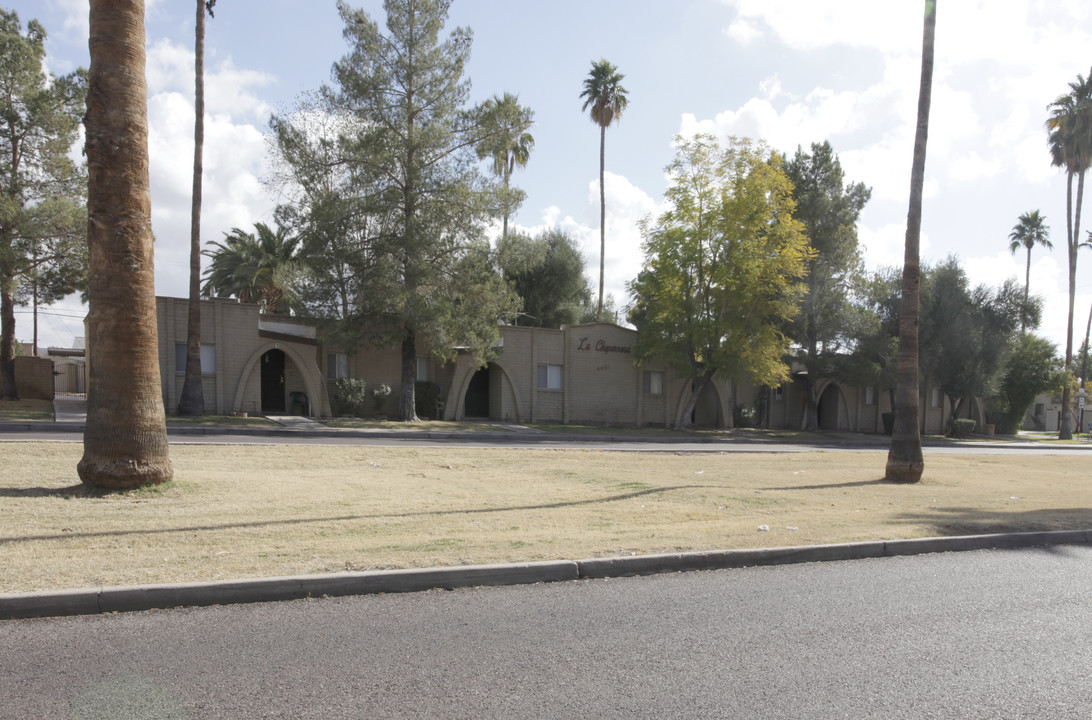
886,0 -> 936,484
1046,67 -> 1092,439
178,0 -> 217,416
1007,209 -> 1051,331
476,92 -> 534,240
202,222 -> 299,314
79,0 -> 173,489
581,59 -> 628,319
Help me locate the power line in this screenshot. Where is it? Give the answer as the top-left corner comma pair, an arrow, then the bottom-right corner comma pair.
11,309 -> 86,319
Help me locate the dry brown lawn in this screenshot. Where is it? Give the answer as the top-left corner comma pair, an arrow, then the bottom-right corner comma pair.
1,441 -> 1090,594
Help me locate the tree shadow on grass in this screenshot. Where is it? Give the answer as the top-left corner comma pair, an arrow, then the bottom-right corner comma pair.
892,506 -> 1092,536
0,484 -> 715,545
759,478 -> 889,491
0,484 -> 116,499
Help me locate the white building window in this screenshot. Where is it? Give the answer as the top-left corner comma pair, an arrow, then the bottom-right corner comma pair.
327,352 -> 349,380
175,343 -> 215,374
537,363 -> 562,390
930,387 -> 941,408
864,386 -> 876,406
773,385 -> 784,402
416,356 -> 430,382
643,370 -> 664,396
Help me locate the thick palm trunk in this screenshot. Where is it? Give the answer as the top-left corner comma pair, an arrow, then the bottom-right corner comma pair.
886,0 -> 935,484
177,0 -> 207,416
79,0 -> 173,489
597,123 -> 606,319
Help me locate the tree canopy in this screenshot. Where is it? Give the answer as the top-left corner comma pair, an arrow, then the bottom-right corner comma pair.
0,10 -> 87,400
629,134 -> 810,430
497,228 -> 591,329
783,140 -> 871,431
202,222 -> 299,314
271,0 -> 519,420
475,92 -> 534,240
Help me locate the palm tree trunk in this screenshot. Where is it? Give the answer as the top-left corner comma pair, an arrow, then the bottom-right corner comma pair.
79,0 -> 173,489
1059,170 -> 1082,439
886,0 -> 935,484
597,123 -> 606,320
178,0 -> 207,416
1081,300 -> 1092,390
1022,247 -> 1031,333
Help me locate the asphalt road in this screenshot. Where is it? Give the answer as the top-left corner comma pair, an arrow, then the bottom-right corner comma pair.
3,422 -> 1092,454
3,546 -> 1091,719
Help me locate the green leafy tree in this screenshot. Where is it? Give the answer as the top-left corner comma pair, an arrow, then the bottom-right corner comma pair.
628,134 -> 810,431
581,59 -> 628,320
0,11 -> 87,400
989,333 -> 1064,434
1007,209 -> 1051,332
783,141 -> 871,431
498,228 -> 591,328
887,0 -> 936,483
178,0 -> 218,416
202,222 -> 299,314
1045,66 -> 1092,439
284,0 -> 518,422
268,91 -> 374,328
842,267 -> 901,418
919,259 -> 1036,428
79,0 -> 172,489
475,92 -> 534,240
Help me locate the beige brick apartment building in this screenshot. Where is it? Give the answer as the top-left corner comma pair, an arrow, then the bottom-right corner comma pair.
156,296 -> 971,435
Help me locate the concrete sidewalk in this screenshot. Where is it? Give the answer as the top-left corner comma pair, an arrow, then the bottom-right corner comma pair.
52,396 -> 86,423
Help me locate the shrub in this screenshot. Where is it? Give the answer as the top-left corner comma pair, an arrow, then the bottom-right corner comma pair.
330,378 -> 368,417
734,403 -> 757,428
950,418 -> 976,438
370,383 -> 392,416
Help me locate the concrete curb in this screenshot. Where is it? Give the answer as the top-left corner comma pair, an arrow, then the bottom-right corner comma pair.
3,530 -> 1091,621
4,421 -> 1092,451
0,561 -> 579,620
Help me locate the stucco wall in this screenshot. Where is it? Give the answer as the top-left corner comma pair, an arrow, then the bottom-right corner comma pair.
14,357 -> 54,400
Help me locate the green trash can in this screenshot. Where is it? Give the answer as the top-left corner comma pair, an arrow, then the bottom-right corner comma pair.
289,391 -> 309,416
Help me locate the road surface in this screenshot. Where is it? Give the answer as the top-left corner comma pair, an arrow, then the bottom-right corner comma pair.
3,546 -> 1090,719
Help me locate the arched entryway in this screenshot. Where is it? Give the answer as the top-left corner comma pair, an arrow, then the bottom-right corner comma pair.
261,349 -> 287,413
690,380 -> 722,427
817,383 -> 844,430
464,366 -> 491,418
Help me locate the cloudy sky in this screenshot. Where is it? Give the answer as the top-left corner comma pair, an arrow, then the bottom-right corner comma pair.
14,0 -> 1092,356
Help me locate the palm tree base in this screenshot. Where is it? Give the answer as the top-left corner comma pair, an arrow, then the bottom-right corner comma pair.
77,457 -> 174,490
884,457 -> 924,483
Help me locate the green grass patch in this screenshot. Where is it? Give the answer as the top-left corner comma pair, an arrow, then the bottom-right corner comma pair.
0,399 -> 53,422
165,415 -> 277,427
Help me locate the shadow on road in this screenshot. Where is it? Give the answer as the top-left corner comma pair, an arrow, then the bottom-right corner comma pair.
893,506 -> 1092,536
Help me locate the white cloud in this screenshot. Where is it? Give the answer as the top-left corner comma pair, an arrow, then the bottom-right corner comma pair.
723,0 -> 920,54
142,40 -> 276,299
